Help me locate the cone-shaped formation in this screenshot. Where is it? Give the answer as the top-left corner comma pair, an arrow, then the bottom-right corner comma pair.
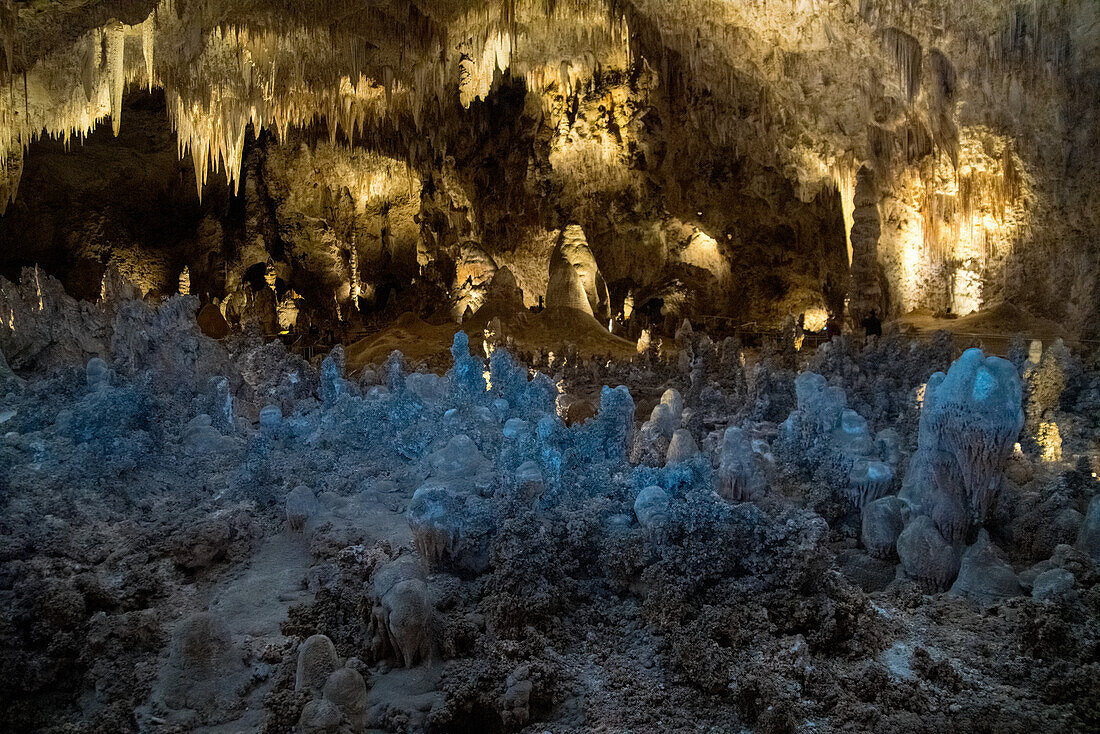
545,245 -> 593,315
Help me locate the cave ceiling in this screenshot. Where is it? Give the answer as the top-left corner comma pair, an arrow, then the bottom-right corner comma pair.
3,0 -> 1092,203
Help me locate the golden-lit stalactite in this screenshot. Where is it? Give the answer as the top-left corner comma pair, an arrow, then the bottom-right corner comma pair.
0,0 -> 630,206
106,20 -> 126,136
0,0 -> 1071,213
0,16 -> 154,214
831,157 -> 857,266
878,127 -> 1032,316
448,0 -> 628,108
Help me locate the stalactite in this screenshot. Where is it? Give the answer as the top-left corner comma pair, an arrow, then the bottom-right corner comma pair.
831,157 -> 856,267
76,34 -> 96,106
142,15 -> 156,91
106,21 -> 126,137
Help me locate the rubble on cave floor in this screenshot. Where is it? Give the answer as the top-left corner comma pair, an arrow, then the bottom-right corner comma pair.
0,279 -> 1098,734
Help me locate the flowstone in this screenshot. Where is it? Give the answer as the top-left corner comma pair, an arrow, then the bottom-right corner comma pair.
1077,494 -> 1100,562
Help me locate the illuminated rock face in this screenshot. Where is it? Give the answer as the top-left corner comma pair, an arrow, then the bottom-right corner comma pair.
0,0 -> 1096,334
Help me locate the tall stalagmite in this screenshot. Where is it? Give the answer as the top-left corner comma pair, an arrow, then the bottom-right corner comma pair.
849,166 -> 883,325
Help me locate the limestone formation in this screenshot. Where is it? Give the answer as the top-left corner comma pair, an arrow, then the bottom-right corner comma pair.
949,530 -> 1021,604
296,635 -> 341,694
0,3 -> 1097,731
286,485 -> 319,533
545,245 -> 594,316
665,428 -> 699,465
861,496 -> 907,559
634,485 -> 671,531
905,349 -> 1024,542
554,225 -> 610,321
897,515 -> 960,591
848,166 -> 883,324
322,667 -> 367,731
717,426 -> 761,502
158,612 -> 245,715
1078,495 -> 1100,563
298,699 -> 345,734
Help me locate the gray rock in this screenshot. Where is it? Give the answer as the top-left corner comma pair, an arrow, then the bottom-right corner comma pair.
1077,494 -> 1100,562
861,496 -> 907,559
949,529 -> 1021,604
323,666 -> 367,732
259,404 -> 282,434
897,515 -> 960,591
286,485 -> 319,533
296,634 -> 340,693
298,698 -> 346,733
665,428 -> 698,465
634,485 -> 670,530
159,612 -> 244,712
1031,568 -> 1075,601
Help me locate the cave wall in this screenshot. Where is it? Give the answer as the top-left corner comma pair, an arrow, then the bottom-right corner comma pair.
0,0 -> 1095,337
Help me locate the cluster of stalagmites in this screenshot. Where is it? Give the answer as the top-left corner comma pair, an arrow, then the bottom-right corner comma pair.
890,349 -> 1025,592
773,342 -> 1079,598
295,634 -> 368,733
778,370 -> 900,509
4,268 -> 1100,732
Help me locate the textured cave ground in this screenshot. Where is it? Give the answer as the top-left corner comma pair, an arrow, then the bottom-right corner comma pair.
0,290 -> 1098,733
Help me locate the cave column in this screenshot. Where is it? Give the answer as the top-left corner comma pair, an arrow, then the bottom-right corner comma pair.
848,165 -> 885,327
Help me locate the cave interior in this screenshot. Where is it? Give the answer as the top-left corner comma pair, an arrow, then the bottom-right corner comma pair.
1,1 -> 1099,733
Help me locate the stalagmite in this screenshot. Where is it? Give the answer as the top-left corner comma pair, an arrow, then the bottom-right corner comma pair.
848,166 -> 883,324
553,225 -> 609,320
